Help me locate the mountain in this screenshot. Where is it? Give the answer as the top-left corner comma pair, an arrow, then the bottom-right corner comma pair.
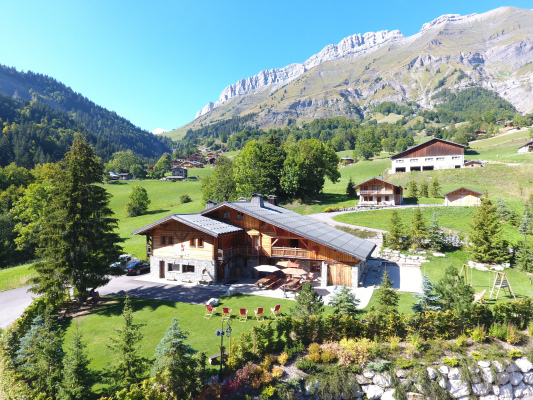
0,65 -> 173,164
179,6 -> 533,133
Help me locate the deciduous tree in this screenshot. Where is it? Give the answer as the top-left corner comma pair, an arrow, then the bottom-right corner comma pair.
201,156 -> 236,203
125,186 -> 151,217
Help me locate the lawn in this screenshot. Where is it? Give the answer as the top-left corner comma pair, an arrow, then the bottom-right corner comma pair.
468,129 -> 533,163
0,263 -> 38,292
333,206 -> 522,242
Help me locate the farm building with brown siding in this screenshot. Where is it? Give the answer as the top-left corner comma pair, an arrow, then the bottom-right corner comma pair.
132,194 -> 375,287
444,188 -> 482,206
390,138 -> 466,173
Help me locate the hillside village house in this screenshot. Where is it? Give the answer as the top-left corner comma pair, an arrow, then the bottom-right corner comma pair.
167,166 -> 188,181
390,138 -> 466,173
463,160 -> 484,168
133,194 -> 375,288
188,153 -> 203,162
518,140 -> 533,153
353,177 -> 404,206
444,188 -> 482,206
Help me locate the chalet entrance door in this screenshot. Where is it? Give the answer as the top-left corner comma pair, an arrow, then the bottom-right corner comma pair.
159,260 -> 165,279
327,264 -> 352,286
216,261 -> 225,282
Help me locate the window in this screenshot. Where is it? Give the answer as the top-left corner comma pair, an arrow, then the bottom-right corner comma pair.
377,185 -> 381,191
425,158 -> 433,161
436,157 -> 444,161
197,238 -> 204,248
168,263 -> 180,271
224,211 -> 231,220
310,262 -> 321,272
452,156 -> 460,160
396,159 -> 404,163
410,158 -> 418,162
189,238 -> 196,248
161,236 -> 166,245
236,212 -> 244,220
363,186 -> 368,190
168,236 -> 173,245
289,239 -> 299,248
182,265 -> 195,273
372,185 -> 376,190
385,196 -> 389,201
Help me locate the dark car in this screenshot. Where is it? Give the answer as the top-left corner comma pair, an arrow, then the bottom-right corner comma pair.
124,261 -> 150,275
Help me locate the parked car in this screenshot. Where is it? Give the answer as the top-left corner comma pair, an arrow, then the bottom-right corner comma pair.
124,261 -> 150,275
110,254 -> 140,269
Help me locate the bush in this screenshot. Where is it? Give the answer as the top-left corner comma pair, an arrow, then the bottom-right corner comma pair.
308,343 -> 321,354
471,351 -> 485,361
295,357 -> 316,372
260,385 -> 276,400
277,352 -> 289,366
368,360 -> 392,372
444,357 -> 459,367
528,322 -> 533,337
455,334 -> 468,347
306,352 -> 321,363
180,194 -> 192,204
470,325 -> 487,343
321,350 -> 336,363
506,324 -> 523,345
271,366 -> 283,379
509,350 -> 522,359
489,323 -> 508,341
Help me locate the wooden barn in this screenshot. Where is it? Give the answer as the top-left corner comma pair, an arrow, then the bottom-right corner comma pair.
391,138 -> 466,173
133,194 -> 375,287
444,188 -> 482,207
353,177 -> 404,206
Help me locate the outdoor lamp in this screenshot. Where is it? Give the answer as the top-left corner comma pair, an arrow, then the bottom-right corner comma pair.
215,319 -> 232,383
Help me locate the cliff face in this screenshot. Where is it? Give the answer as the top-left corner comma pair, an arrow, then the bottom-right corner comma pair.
187,7 -> 533,130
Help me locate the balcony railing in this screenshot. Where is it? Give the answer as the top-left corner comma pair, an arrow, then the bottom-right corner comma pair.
271,247 -> 311,259
218,245 -> 259,259
359,190 -> 394,195
217,245 -> 313,260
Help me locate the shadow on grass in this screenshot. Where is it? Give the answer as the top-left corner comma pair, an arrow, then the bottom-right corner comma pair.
144,209 -> 171,215
283,193 -> 351,207
465,149 -> 480,156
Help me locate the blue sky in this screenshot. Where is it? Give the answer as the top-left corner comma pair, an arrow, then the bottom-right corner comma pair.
0,1 -> 530,132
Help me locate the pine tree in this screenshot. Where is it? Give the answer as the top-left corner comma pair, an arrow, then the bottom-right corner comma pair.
32,133 -> 123,306
384,209 -> 404,250
15,312 -> 64,397
291,281 -> 324,318
406,180 -> 418,198
346,176 -> 357,199
377,270 -> 399,314
515,243 -> 533,273
430,177 -> 441,198
106,296 -> 149,392
409,207 -> 428,250
518,210 -> 531,239
152,318 -> 206,400
496,198 -> 511,222
419,181 -> 429,198
412,274 -> 441,313
58,325 -> 93,400
329,285 -> 360,316
468,196 -> 504,263
428,212 -> 443,251
434,266 -> 474,318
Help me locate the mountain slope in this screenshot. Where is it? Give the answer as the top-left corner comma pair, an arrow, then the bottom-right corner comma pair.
0,65 -> 173,161
179,6 -> 533,133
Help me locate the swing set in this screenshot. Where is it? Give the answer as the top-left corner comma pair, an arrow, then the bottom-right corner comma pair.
459,263 -> 516,301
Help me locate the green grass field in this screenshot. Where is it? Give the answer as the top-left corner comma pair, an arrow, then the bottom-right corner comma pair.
469,129 -> 533,163
0,263 -> 38,292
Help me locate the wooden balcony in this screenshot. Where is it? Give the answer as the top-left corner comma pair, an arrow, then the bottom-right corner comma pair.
359,190 -> 394,195
217,245 -> 259,259
218,245 -> 313,260
271,247 -> 311,259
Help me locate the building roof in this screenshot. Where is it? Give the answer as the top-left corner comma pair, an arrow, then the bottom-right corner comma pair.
202,201 -> 376,261
444,187 -> 483,197
132,214 -> 243,237
464,160 -> 483,165
353,177 -> 405,189
390,138 -> 466,160
518,140 -> 533,149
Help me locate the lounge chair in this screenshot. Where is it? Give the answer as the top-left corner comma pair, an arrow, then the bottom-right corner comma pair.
222,307 -> 232,321
271,304 -> 281,320
473,289 -> 486,304
239,308 -> 248,322
254,307 -> 265,321
204,305 -> 217,319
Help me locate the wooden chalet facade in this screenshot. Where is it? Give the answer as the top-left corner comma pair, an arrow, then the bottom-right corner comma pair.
133,195 -> 375,287
353,177 -> 404,206
390,138 -> 466,173
444,188 -> 482,207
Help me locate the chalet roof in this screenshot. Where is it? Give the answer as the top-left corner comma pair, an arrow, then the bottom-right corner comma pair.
390,138 -> 466,160
353,177 -> 405,189
444,187 -> 483,197
518,140 -> 533,149
464,160 -> 483,164
132,214 -> 243,237
201,201 -> 375,261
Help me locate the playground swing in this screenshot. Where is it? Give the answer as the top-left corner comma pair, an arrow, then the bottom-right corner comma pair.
459,264 -> 516,301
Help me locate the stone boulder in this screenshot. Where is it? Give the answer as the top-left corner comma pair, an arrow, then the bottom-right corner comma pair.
516,358 -> 533,373
362,384 -> 384,400
225,286 -> 238,297
449,379 -> 469,398
206,298 -> 219,306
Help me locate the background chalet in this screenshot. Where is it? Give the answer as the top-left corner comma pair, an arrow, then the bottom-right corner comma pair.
354,177 -> 404,206
391,138 -> 466,173
133,194 -> 375,288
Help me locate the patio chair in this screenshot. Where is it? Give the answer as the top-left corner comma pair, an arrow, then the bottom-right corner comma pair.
204,305 -> 217,319
239,308 -> 248,322
222,307 -> 232,321
473,289 -> 486,304
254,307 -> 265,321
271,304 -> 281,320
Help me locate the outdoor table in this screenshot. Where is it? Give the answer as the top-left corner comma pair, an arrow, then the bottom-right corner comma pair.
254,274 -> 278,288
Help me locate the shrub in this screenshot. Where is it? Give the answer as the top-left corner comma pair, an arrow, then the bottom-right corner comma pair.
470,325 -> 487,343
471,351 -> 485,361
509,350 -> 522,359
271,366 -> 283,379
444,357 -> 459,367
321,350 -> 336,363
408,333 -> 424,352
277,352 -> 289,366
260,385 -> 276,400
388,336 -> 401,352
528,322 -> 533,337
506,324 -> 523,345
368,360 -> 392,372
307,352 -> 321,363
396,357 -> 414,369
308,343 -> 321,354
234,362 -> 256,386
180,194 -> 192,204
260,371 -> 273,385
295,357 -> 316,372
251,378 -> 261,389
339,337 -> 372,365
489,323 -> 508,340
455,334 -> 468,347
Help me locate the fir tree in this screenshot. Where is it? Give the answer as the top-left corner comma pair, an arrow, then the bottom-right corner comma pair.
518,210 -> 531,240
15,312 -> 64,397
291,281 -> 324,318
152,318 -> 206,400
406,180 -> 418,198
468,196 -> 504,263
412,274 -> 441,313
377,270 -> 399,314
434,266 -> 474,318
106,296 -> 149,392
329,285 -> 360,316
346,176 -> 357,199
58,325 -> 93,400
32,133 -> 123,305
430,177 -> 441,198
409,207 -> 428,249
384,209 -> 404,250
419,181 -> 429,198
515,242 -> 533,273
428,212 -> 444,251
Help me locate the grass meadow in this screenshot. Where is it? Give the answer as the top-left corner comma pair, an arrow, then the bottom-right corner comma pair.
0,262 -> 37,292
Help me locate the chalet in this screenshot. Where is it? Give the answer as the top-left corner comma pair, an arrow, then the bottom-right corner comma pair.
119,173 -> 132,180
170,158 -> 186,168
168,167 -> 188,181
353,177 -> 404,206
132,194 -> 376,287
463,160 -> 483,168
444,188 -> 482,207
181,161 -> 204,169
390,138 -> 466,173
496,119 -> 507,125
188,153 -> 203,162
108,172 -> 120,180
518,140 -> 533,154
340,157 -> 354,166
475,130 -> 487,137
206,153 -> 219,159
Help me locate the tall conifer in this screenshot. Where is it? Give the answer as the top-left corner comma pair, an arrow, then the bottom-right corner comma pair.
468,196 -> 503,263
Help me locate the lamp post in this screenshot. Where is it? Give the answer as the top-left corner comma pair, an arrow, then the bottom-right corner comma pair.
215,318 -> 232,383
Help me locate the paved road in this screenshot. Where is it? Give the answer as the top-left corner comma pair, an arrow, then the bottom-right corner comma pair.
0,274 -> 227,329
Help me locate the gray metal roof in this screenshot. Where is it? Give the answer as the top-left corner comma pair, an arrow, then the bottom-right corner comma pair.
202,201 -> 376,261
132,214 -> 243,237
